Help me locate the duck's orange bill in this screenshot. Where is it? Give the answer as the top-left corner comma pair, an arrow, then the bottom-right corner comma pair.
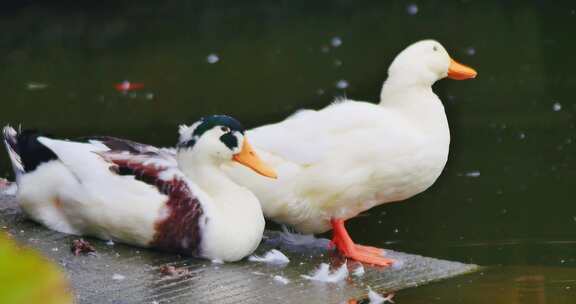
448,58 -> 477,80
233,138 -> 277,179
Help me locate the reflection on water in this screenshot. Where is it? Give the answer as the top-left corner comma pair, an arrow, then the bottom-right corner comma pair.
0,1 -> 575,303
380,240 -> 576,303
397,265 -> 576,304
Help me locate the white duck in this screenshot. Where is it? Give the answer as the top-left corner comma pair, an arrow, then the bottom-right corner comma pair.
224,40 -> 477,266
3,115 -> 277,262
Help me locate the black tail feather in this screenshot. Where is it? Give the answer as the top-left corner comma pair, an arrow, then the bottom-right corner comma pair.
3,125 -> 24,177
2,126 -> 58,174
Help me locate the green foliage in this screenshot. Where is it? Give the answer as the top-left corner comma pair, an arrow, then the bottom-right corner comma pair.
0,233 -> 72,304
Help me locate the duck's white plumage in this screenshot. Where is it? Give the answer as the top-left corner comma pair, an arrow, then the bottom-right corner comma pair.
3,115 -> 274,262
226,98 -> 448,233
38,138 -> 168,244
223,40 -> 476,234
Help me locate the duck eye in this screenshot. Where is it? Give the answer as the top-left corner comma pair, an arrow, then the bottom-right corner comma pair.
220,126 -> 230,133
433,46 -> 438,52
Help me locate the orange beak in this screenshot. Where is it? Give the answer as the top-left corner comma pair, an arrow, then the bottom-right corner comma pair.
447,58 -> 477,80
233,138 -> 277,179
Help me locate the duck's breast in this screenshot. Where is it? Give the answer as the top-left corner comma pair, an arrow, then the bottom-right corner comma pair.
199,188 -> 265,262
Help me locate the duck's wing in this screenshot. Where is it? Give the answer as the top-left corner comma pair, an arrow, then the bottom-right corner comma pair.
5,128 -> 203,250
3,127 -> 176,181
96,150 -> 205,255
96,150 -> 180,196
36,137 -> 205,254
248,101 -> 366,165
82,136 -> 177,166
248,109 -> 331,166
249,100 -> 407,167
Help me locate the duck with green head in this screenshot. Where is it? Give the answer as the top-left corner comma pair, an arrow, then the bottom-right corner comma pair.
3,115 -> 276,262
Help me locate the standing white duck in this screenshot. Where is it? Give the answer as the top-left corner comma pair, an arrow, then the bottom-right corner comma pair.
224,40 -> 477,266
3,115 -> 277,262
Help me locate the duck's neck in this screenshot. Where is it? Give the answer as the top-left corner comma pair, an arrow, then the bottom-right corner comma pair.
179,155 -> 240,198
379,76 -> 450,142
379,73 -> 437,105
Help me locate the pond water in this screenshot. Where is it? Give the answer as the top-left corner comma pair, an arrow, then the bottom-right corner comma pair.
1,1 -> 575,303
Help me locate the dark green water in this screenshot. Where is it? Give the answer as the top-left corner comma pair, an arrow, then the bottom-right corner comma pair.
1,1 -> 576,302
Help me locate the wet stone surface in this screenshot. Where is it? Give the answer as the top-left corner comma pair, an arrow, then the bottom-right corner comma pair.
0,194 -> 478,303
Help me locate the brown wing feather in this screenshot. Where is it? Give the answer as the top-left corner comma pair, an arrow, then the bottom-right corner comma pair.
99,151 -> 205,257
84,136 -> 157,153
83,136 -> 176,163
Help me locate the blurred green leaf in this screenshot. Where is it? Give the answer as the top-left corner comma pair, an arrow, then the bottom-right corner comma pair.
0,233 -> 72,304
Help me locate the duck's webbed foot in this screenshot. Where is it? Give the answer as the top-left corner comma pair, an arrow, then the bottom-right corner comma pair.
329,218 -> 394,267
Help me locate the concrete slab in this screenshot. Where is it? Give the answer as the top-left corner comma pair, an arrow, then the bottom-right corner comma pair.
0,193 -> 478,303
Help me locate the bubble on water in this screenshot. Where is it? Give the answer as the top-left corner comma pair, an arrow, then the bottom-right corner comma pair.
26,82 -> 48,91
331,36 -> 342,48
553,102 -> 562,111
465,47 -> 476,56
519,133 -> 526,140
206,53 -> 220,64
335,80 -> 349,89
112,274 -> 125,281
465,170 -> 481,177
406,4 -> 419,15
